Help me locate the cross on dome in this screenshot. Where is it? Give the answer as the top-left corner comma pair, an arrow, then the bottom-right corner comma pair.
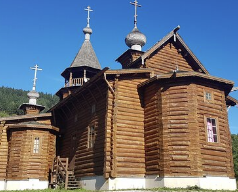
30,64 -> 42,91
125,0 -> 146,51
84,6 -> 93,27
130,0 -> 141,28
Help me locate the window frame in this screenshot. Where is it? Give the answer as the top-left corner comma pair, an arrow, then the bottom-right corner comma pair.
32,136 -> 41,154
204,90 -> 214,103
205,117 -> 219,143
87,125 -> 96,149
91,104 -> 96,114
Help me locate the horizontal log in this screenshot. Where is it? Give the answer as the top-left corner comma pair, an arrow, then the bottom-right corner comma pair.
117,152 -> 145,158
116,148 -> 145,154
201,144 -> 227,152
117,127 -> 144,134
116,143 -> 144,150
116,139 -> 144,146
116,167 -> 145,173
115,135 -> 144,142
117,120 -> 144,127
116,130 -> 144,138
117,110 -> 144,119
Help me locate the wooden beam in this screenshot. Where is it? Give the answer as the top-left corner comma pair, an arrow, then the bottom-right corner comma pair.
104,73 -> 114,94
111,75 -> 119,177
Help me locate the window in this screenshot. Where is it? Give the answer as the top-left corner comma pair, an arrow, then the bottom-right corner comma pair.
88,126 -> 96,148
74,114 -> 78,122
91,104 -> 96,114
204,91 -> 213,102
205,92 -> 212,100
206,118 -> 218,143
33,137 -> 40,153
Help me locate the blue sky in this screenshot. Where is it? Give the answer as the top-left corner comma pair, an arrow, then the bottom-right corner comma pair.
0,0 -> 238,133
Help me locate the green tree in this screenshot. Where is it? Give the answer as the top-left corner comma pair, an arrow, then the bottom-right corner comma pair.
231,134 -> 238,179
0,86 -> 59,116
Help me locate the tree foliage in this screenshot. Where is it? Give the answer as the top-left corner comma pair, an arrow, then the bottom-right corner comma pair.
232,134 -> 238,179
0,86 -> 59,116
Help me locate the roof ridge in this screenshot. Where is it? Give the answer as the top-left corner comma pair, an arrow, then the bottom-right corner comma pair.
130,26 -> 209,74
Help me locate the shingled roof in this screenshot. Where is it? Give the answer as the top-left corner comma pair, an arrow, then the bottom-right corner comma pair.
70,40 -> 101,70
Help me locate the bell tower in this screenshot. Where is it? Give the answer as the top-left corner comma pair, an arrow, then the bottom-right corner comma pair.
57,6 -> 101,100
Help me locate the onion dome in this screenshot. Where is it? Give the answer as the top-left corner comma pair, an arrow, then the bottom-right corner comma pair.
125,27 -> 146,51
83,26 -> 93,41
27,90 -> 40,105
83,27 -> 92,34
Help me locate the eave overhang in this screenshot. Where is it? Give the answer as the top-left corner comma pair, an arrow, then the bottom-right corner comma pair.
50,68 -> 153,111
0,113 -> 52,122
138,71 -> 234,96
5,124 -> 59,132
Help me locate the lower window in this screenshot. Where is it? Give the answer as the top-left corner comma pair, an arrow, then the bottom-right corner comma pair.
88,126 -> 96,148
33,137 -> 40,153
206,117 -> 218,143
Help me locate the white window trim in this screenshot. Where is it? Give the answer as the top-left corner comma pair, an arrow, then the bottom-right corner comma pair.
206,117 -> 219,143
33,136 -> 41,154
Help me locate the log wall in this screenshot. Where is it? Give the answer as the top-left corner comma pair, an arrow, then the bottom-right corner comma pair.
159,83 -> 202,176
55,80 -> 108,178
0,124 -> 8,180
7,129 -> 56,180
143,80 -> 234,178
196,84 -> 234,177
144,83 -> 161,175
145,42 -> 195,74
105,75 -> 148,177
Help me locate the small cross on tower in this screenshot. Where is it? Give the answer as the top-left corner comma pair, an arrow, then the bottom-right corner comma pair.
85,6 -> 93,27
30,64 -> 42,91
130,0 -> 142,28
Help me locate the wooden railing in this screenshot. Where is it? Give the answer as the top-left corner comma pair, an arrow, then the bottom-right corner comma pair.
50,156 -> 69,189
65,78 -> 90,87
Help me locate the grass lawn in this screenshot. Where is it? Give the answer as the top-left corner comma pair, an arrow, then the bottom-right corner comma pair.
1,187 -> 238,192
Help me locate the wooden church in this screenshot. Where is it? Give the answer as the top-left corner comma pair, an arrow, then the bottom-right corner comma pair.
0,1 -> 237,190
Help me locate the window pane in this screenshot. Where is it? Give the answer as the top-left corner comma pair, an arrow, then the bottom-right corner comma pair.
213,135 -> 218,142
206,92 -> 212,100
212,126 -> 217,134
207,118 -> 211,124
211,119 -> 216,126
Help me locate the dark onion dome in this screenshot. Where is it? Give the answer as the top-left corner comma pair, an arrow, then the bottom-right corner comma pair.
125,27 -> 146,51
